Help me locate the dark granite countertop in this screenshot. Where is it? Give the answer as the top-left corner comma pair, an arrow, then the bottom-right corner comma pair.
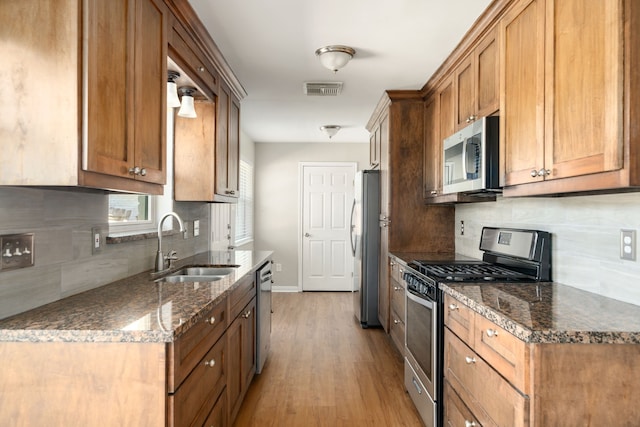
0,250 -> 272,343
441,282 -> 640,344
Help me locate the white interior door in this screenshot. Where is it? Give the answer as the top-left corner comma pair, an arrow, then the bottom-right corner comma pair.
301,163 -> 356,291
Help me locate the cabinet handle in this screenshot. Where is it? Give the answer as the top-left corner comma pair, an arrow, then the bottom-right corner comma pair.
198,66 -> 205,72
225,190 -> 237,195
394,319 -> 400,324
430,190 -> 438,195
465,421 -> 477,427
394,286 -> 401,291
530,169 -> 538,178
411,377 -> 422,394
128,166 -> 141,175
242,310 -> 251,319
139,168 -> 146,176
465,356 -> 476,364
537,168 -> 551,177
206,316 -> 216,325
448,303 -> 459,311
486,328 -> 498,337
203,359 -> 216,368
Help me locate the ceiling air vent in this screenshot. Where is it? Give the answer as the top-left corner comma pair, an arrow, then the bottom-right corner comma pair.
304,82 -> 343,96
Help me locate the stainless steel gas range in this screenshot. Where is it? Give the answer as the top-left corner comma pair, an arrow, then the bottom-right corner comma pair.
402,227 -> 551,427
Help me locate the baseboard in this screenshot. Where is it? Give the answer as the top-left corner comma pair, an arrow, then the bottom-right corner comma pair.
272,285 -> 300,293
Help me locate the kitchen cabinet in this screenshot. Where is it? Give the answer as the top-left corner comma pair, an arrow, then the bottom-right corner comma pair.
367,91 -> 454,332
227,274 -> 257,424
0,0 -> 167,194
388,256 -> 406,355
454,26 -> 499,131
501,0 -> 638,196
369,126 -> 381,168
216,81 -> 241,200
443,292 -> 640,426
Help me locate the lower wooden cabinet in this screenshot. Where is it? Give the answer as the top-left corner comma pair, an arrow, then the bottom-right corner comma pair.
443,380 -> 482,427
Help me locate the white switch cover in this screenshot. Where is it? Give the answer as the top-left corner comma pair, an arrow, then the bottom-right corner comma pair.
193,220 -> 200,237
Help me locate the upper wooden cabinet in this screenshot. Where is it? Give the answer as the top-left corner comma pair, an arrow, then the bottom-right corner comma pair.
501,0 -> 636,196
454,26 -> 499,131
83,0 -> 168,191
216,81 -> 241,200
168,2 -> 245,203
0,0 -> 167,194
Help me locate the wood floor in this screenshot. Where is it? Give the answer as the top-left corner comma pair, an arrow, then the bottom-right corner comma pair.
233,292 -> 423,427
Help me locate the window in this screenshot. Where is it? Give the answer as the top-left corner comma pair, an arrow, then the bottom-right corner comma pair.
235,160 -> 254,245
108,194 -> 155,234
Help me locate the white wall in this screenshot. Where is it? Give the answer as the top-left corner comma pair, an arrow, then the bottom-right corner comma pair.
456,192 -> 640,306
254,142 -> 369,289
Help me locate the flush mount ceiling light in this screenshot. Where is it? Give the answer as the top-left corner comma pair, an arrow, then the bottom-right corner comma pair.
320,125 -> 341,139
315,45 -> 356,73
178,87 -> 197,118
167,71 -> 181,108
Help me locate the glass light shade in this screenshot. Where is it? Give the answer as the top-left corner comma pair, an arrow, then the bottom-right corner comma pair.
320,125 -> 340,139
315,45 -> 356,73
178,95 -> 197,118
167,81 -> 181,108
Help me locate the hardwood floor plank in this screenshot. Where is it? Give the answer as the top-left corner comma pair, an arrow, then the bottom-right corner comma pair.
233,292 -> 423,426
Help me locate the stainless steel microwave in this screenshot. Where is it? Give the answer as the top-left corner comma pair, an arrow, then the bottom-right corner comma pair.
442,116 -> 500,194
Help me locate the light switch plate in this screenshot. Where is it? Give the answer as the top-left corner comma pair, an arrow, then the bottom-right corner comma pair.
1,233 -> 35,271
91,226 -> 106,255
620,229 -> 636,261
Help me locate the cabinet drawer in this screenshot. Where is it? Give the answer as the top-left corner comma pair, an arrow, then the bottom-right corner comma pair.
167,298 -> 228,392
168,336 -> 227,427
390,278 -> 405,320
444,294 -> 474,346
389,311 -> 405,356
444,380 -> 482,427
445,329 -> 528,427
229,274 -> 256,320
389,257 -> 405,283
474,314 -> 529,393
203,388 -> 227,427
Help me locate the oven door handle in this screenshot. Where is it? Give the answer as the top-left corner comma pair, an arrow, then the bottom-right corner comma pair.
406,289 -> 435,309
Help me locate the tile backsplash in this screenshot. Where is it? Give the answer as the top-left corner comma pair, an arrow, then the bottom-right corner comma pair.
456,192 -> 640,306
0,186 -> 209,319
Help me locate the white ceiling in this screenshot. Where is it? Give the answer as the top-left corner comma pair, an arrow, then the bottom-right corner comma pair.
189,0 -> 492,144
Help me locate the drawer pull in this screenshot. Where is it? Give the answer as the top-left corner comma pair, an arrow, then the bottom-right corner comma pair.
394,286 -> 401,291
486,328 -> 498,337
242,310 -> 252,319
206,316 -> 216,325
394,319 -> 400,324
203,359 -> 216,368
465,356 -> 476,364
465,421 -> 477,427
448,303 -> 459,311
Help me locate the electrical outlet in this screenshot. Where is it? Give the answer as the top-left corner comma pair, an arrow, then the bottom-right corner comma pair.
460,220 -> 465,236
193,219 -> 200,237
620,229 -> 636,261
276,263 -> 282,272
91,226 -> 104,254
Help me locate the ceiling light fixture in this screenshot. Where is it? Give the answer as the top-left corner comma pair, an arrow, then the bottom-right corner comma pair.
167,71 -> 181,108
320,125 -> 341,139
178,87 -> 197,118
315,45 -> 356,73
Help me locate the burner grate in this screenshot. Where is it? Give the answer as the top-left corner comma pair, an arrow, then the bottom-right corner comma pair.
413,261 -> 533,282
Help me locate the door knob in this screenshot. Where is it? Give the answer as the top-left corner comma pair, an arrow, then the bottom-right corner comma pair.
304,233 -> 310,237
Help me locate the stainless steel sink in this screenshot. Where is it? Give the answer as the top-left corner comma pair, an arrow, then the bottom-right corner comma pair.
154,264 -> 239,283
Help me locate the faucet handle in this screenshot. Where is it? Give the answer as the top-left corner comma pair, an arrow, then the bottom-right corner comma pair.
165,250 -> 178,268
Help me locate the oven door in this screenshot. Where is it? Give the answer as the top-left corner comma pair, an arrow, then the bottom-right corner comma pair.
405,289 -> 438,400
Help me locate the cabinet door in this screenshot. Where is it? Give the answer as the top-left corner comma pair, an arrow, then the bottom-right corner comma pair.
544,0 -> 624,180
227,297 -> 256,424
475,27 -> 499,118
455,56 -> 475,130
216,82 -> 240,199
132,0 -> 166,184
377,115 -> 390,332
500,0 -> 546,187
84,0 -> 166,185
84,0 -> 132,179
423,95 -> 441,198
438,77 -> 455,142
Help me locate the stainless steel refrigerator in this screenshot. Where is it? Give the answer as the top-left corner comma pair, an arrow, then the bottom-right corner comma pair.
350,169 -> 380,328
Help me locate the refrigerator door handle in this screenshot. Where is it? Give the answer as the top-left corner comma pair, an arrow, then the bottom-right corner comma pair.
349,198 -> 357,256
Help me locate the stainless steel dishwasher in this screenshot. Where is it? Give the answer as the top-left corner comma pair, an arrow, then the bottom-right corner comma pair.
256,260 -> 273,374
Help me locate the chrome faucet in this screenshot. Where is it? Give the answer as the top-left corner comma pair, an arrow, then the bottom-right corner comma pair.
155,212 -> 185,273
